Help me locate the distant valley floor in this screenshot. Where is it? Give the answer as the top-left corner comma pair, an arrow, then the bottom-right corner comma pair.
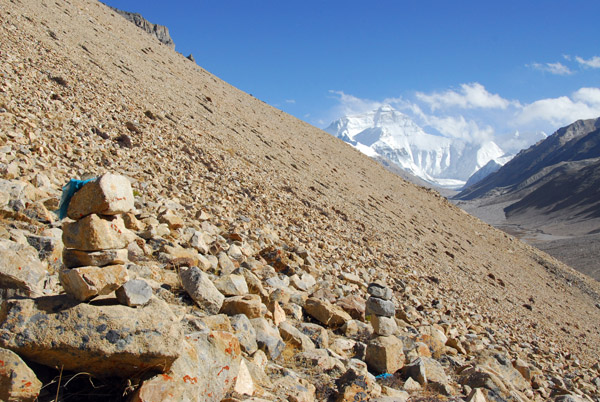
452,197 -> 600,282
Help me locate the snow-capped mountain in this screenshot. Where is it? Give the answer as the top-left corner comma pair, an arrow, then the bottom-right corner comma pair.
325,105 -> 510,189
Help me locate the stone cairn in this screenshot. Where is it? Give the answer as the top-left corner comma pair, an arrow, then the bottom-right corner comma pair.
364,282 -> 404,375
59,172 -> 151,306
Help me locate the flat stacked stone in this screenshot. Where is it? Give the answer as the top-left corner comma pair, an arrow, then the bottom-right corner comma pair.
59,173 -> 144,304
365,282 -> 404,374
365,282 -> 397,336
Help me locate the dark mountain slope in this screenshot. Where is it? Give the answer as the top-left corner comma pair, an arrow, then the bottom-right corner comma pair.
457,117 -> 600,201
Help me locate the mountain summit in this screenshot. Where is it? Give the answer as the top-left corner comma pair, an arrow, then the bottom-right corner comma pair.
325,105 -> 508,188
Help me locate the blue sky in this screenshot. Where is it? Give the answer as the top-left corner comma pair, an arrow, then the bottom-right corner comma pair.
103,1 -> 600,153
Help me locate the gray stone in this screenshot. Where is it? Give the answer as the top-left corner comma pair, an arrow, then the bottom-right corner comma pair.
66,172 -> 134,219
365,297 -> 395,317
179,266 -> 224,314
0,239 -> 46,295
63,248 -> 128,268
116,279 -> 152,306
250,318 -> 285,360
0,296 -> 182,377
367,283 -> 393,300
230,314 -> 258,355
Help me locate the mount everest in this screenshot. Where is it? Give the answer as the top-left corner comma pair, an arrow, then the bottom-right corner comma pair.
325,105 -> 511,189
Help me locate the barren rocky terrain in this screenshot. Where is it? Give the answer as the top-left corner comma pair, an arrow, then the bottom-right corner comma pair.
1,0 -> 599,401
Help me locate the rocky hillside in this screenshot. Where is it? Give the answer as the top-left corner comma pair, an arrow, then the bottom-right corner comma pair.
1,0 -> 599,401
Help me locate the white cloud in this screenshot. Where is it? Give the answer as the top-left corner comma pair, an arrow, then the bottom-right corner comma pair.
572,87 -> 600,106
415,83 -> 512,111
328,90 -> 382,116
529,62 -> 573,75
424,114 -> 494,143
516,89 -> 600,127
285,99 -> 296,104
575,56 -> 600,68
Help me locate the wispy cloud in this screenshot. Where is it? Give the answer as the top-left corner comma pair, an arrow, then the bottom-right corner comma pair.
285,99 -> 296,104
415,83 -> 513,111
575,56 -> 600,69
529,61 -> 573,75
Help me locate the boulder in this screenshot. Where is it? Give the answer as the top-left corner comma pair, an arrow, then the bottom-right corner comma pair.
158,209 -> 184,230
230,314 -> 258,354
0,347 -> 42,402
200,314 -> 233,332
62,214 -> 135,251
214,274 -> 249,296
304,297 -> 352,328
116,279 -> 152,306
365,336 -> 404,374
66,173 -> 134,219
279,321 -> 315,351
336,294 -> 366,320
63,248 -> 128,268
290,273 -> 316,291
459,352 -> 532,401
59,265 -> 129,301
341,320 -> 373,339
401,357 -> 451,394
131,331 -> 241,402
295,349 -> 343,372
250,318 -> 285,360
298,323 -> 329,349
0,239 -> 46,295
221,294 -> 263,318
179,266 -> 224,314
217,252 -> 236,275
0,296 -> 182,377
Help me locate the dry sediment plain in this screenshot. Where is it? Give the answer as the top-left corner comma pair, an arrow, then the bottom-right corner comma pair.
1,0 -> 600,399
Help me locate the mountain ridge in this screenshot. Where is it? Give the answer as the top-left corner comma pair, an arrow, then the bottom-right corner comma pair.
107,5 -> 175,49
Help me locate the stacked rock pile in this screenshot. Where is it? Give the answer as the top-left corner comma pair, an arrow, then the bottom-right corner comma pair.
364,283 -> 405,375
59,172 -> 150,305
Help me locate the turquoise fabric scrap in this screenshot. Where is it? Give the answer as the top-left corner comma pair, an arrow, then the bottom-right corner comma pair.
58,178 -> 95,219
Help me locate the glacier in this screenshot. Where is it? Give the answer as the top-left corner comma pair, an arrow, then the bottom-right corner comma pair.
325,105 -> 510,189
